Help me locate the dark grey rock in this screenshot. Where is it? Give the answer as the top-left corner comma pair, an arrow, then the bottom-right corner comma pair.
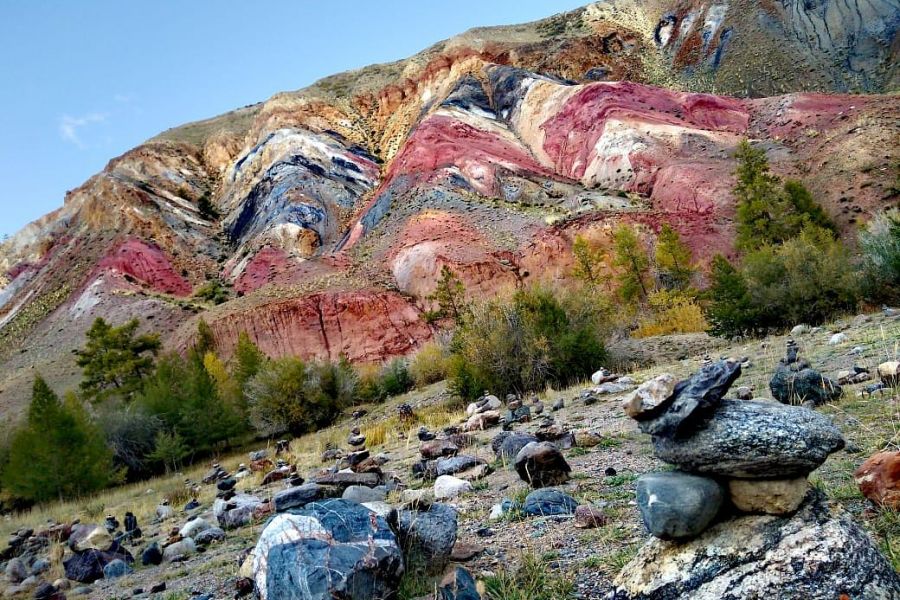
389,503 -> 458,572
140,542 -> 162,566
274,484 -> 327,512
637,360 -> 742,436
102,559 -> 131,579
514,442 -> 571,488
770,363 -> 842,406
652,400 -> 845,478
492,432 -> 538,461
252,499 -> 403,600
610,492 -> 900,599
440,566 -> 482,600
193,527 -> 226,546
436,455 -> 484,477
64,543 -> 133,583
522,489 -> 578,516
635,472 -> 724,540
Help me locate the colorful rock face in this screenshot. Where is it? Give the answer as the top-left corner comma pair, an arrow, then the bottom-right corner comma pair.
0,2 -> 897,416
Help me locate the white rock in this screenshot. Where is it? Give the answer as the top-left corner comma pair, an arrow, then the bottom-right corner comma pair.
489,504 -> 505,520
361,501 -> 393,517
162,537 -> 196,561
482,395 -> 502,411
156,504 -> 175,520
790,324 -> 810,336
466,402 -> 479,417
591,369 -> 610,385
828,332 -> 848,345
434,475 -> 472,500
179,517 -> 211,539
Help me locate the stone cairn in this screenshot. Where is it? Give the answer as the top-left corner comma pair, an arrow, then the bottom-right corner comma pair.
769,339 -> 842,407
611,359 -> 900,599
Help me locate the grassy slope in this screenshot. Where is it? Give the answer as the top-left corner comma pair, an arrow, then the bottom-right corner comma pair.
2,312 -> 897,599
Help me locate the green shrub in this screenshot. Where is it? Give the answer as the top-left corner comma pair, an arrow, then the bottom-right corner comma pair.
194,279 -> 229,304
409,340 -> 452,387
245,357 -> 354,437
706,226 -> 859,336
449,286 -> 609,400
355,358 -> 414,403
859,209 -> 900,303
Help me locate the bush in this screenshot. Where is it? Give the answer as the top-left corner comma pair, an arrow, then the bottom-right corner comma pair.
449,286 -> 609,400
355,358 -> 414,403
194,279 -> 229,304
706,226 -> 859,336
409,340 -> 452,387
860,209 -> 900,303
634,290 -> 707,337
245,357 -> 354,437
98,406 -> 163,479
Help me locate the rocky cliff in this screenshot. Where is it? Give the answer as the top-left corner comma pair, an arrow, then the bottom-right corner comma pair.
0,0 -> 898,416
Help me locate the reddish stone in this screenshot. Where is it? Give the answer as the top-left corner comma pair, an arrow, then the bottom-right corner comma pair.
854,452 -> 900,509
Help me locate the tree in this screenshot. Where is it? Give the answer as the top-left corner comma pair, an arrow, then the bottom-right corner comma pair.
195,319 -> 217,355
612,224 -> 651,303
3,377 -> 117,502
733,140 -> 834,251
783,180 -> 836,235
425,266 -> 467,323
74,318 -> 160,403
654,224 -> 694,290
149,431 -> 189,474
232,332 -> 265,389
705,255 -> 757,337
572,235 -> 609,288
859,209 -> 900,302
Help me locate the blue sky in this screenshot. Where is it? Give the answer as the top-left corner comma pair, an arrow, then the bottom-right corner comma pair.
0,1 -> 586,237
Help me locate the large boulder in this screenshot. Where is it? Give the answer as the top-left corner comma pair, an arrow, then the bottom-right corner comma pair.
636,472 -> 724,540
636,361 -> 742,437
389,503 -> 458,572
514,442 -> 571,488
434,475 -> 472,500
652,400 -> 845,478
610,492 -> 900,599
251,499 -> 403,600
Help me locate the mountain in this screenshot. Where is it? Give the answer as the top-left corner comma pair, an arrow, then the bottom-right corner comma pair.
0,0 -> 898,416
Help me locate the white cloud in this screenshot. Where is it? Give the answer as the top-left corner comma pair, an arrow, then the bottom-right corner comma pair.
58,112 -> 107,149
113,93 -> 135,103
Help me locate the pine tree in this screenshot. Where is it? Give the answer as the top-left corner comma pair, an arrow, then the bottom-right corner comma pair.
148,430 -> 189,474
74,318 -> 160,403
733,140 -> 834,251
733,140 -> 792,251
572,235 -> 609,288
705,255 -> 756,337
3,377 -> 116,502
425,266 -> 467,322
195,319 -> 217,355
612,224 -> 651,304
232,332 -> 265,389
654,224 -> 694,290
